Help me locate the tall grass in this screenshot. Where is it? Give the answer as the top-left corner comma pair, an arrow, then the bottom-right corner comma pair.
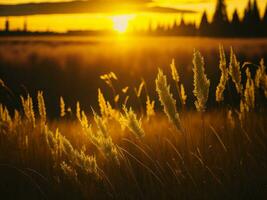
0,47 -> 267,200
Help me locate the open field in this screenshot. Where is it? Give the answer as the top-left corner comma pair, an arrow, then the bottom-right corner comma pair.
1,36 -> 267,115
0,36 -> 267,200
1,112 -> 267,200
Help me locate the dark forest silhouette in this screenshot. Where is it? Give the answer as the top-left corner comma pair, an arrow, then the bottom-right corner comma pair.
148,0 -> 267,37
0,0 -> 267,37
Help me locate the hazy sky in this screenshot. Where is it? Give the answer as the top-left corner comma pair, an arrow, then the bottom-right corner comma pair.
0,0 -> 266,7
0,0 -> 266,32
0,0 -> 266,12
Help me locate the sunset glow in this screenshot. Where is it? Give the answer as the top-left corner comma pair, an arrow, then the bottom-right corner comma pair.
112,15 -> 134,33
0,0 -> 266,32
1,0 -> 267,199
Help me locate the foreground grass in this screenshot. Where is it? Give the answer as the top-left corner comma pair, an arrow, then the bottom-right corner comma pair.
1,112 -> 267,200
1,48 -> 267,199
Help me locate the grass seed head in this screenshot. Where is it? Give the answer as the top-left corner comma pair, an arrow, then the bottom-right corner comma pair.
60,96 -> 66,117
192,50 -> 210,112
37,91 -> 46,125
146,96 -> 155,121
216,45 -> 229,102
121,106 -> 145,138
180,84 -> 187,105
170,58 -> 180,83
229,47 -> 243,94
244,68 -> 255,112
156,68 -> 181,130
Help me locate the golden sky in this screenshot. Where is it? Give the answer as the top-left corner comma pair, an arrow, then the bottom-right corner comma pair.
0,0 -> 266,32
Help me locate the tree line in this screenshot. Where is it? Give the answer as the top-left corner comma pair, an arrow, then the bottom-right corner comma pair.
147,0 -> 267,37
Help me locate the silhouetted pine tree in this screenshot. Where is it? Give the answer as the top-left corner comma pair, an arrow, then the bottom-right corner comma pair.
264,5 -> 267,22
180,16 -> 186,28
213,0 -> 228,23
243,0 -> 252,24
232,9 -> 240,25
243,0 -> 253,36
199,11 -> 209,36
172,20 -> 179,35
178,16 -> 186,35
263,4 -> 267,36
242,0 -> 262,37
252,0 -> 261,36
231,9 -> 241,36
212,0 -> 230,36
177,16 -> 185,35
252,0 -> 260,23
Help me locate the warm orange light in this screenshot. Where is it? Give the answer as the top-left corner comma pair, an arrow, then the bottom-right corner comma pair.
111,15 -> 134,33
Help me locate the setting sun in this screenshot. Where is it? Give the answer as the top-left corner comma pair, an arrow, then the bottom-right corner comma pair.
112,15 -> 134,33
1,0 -> 267,199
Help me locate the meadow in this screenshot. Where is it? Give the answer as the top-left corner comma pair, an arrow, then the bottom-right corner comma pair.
0,36 -> 267,200
1,36 -> 267,114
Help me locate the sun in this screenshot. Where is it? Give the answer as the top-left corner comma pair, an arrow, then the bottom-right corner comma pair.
111,15 -> 134,33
